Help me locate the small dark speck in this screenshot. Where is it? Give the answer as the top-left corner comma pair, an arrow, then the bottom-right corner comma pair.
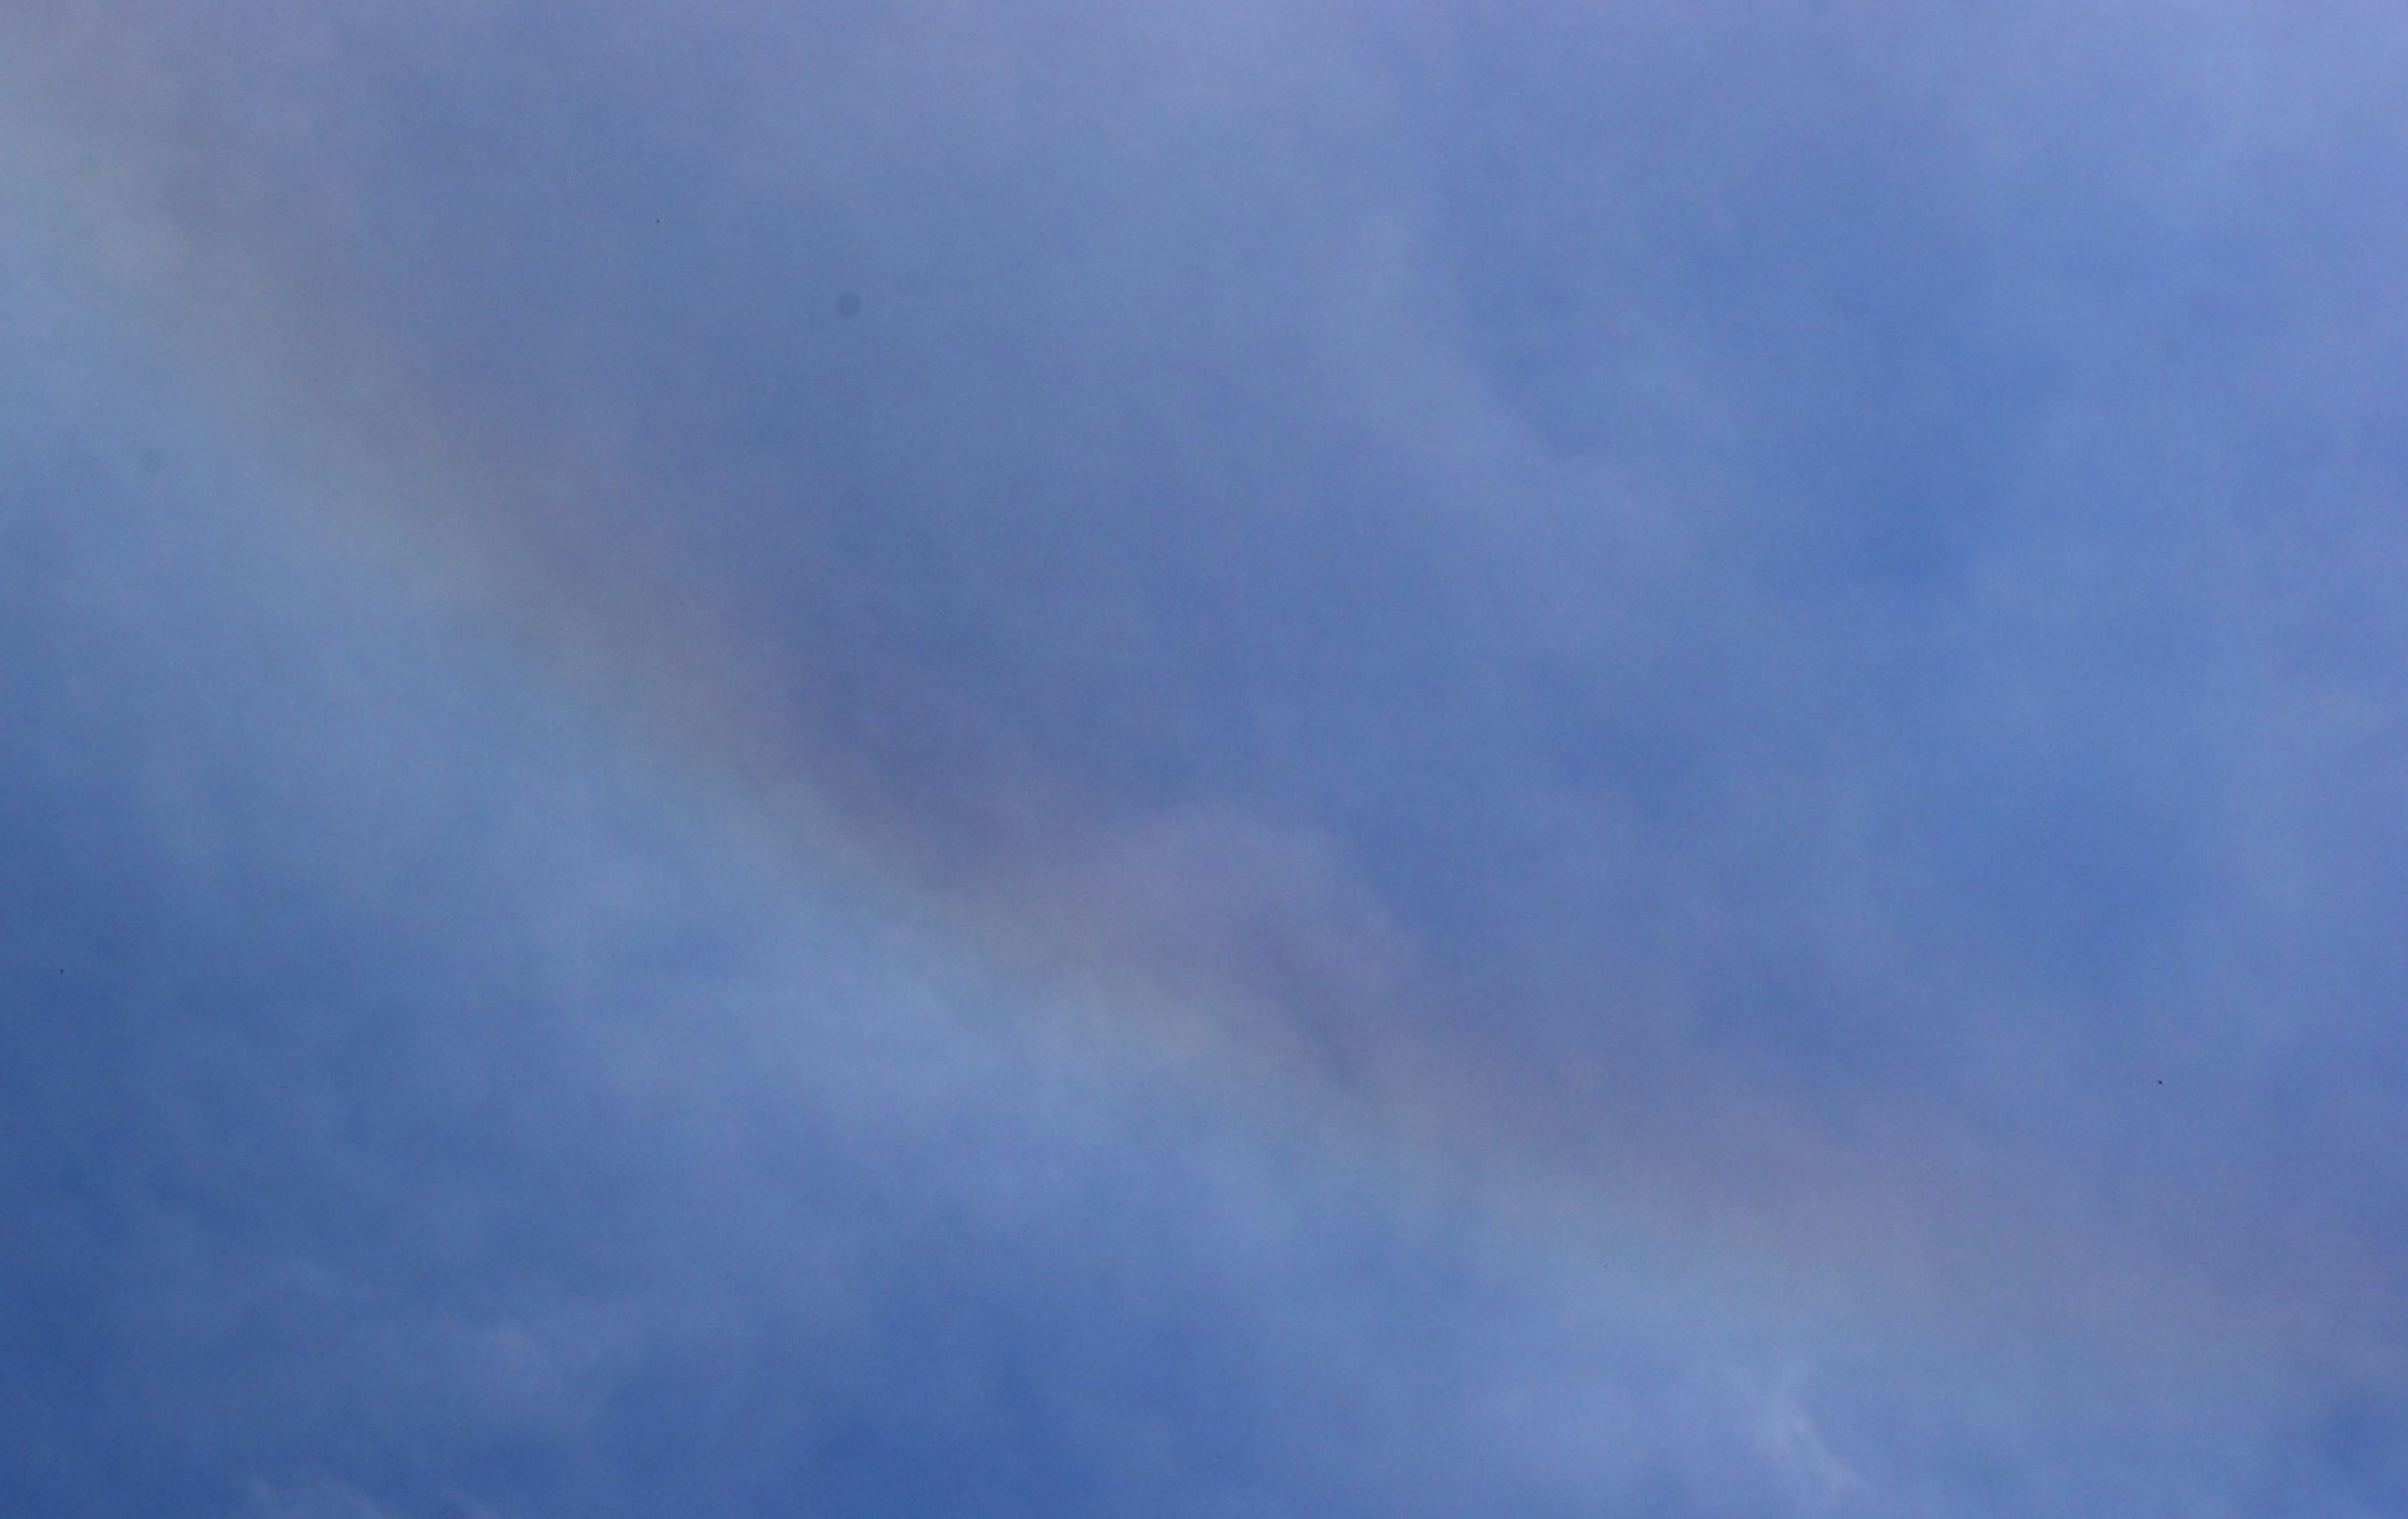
138,448 -> 163,475
837,292 -> 862,319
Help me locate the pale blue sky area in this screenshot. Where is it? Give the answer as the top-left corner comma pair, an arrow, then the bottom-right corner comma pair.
4,4 -> 2407,1515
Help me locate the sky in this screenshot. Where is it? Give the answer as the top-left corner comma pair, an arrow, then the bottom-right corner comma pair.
3,1 -> 2407,1514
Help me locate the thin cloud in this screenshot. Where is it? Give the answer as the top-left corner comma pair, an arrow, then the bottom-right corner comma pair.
3,2 -> 2407,1515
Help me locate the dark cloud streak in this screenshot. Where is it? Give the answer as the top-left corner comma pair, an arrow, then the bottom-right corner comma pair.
6,1 -> 2408,1512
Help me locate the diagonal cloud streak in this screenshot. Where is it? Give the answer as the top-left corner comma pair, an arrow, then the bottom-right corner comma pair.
5,1 -> 2408,1513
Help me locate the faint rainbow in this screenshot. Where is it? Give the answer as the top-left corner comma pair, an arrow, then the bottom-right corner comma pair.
0,12 -> 2390,1423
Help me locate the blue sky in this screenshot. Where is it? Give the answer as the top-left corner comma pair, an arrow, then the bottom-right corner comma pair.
4,3 -> 2408,1514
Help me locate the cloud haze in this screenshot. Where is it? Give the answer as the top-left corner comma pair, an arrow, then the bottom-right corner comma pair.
4,1 -> 2408,1513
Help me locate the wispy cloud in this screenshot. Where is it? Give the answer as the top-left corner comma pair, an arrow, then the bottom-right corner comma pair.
4,2 -> 2407,1513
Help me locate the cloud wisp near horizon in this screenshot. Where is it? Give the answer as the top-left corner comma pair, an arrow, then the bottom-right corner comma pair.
5,2 -> 2408,1514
